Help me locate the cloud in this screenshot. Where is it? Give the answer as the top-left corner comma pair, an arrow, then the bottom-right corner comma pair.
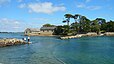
77,3 -> 85,8
19,2 -> 66,14
0,18 -> 20,27
85,0 -> 91,3
17,0 -> 23,2
18,3 -> 26,8
87,6 -> 101,10
0,18 -> 22,32
0,0 -> 10,4
76,3 -> 101,10
14,21 -> 20,24
0,0 -> 10,7
0,18 -> 42,32
28,2 -> 66,14
13,26 -> 20,29
31,17 -> 50,22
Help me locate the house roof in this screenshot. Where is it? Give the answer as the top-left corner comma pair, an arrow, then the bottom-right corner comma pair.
25,28 -> 40,32
40,27 -> 56,30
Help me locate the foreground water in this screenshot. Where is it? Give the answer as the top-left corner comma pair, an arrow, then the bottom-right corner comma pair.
0,33 -> 114,64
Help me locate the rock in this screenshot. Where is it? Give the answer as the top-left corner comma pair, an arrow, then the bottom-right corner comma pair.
0,38 -> 27,47
60,32 -> 114,40
86,32 -> 98,36
60,33 -> 98,39
104,32 -> 114,36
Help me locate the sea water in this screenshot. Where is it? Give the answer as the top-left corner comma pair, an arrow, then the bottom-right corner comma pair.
0,33 -> 114,64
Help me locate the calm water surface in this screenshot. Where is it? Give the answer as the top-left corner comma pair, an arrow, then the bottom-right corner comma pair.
0,33 -> 114,64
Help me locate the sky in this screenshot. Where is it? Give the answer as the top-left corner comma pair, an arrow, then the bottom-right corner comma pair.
0,0 -> 114,32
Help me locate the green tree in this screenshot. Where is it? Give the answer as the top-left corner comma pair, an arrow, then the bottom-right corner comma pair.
91,20 -> 100,34
62,25 -> 70,35
96,18 -> 106,32
64,14 -> 73,26
80,16 -> 91,33
43,24 -> 55,27
72,14 -> 91,33
54,26 -> 64,35
73,14 -> 82,23
106,20 -> 114,32
71,22 -> 80,34
62,14 -> 73,35
72,14 -> 82,33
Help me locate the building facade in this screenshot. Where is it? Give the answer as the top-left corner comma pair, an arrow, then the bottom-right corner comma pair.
24,27 -> 56,36
24,28 -> 40,35
40,26 -> 56,35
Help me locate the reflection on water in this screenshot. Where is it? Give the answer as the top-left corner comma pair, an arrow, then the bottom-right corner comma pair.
0,33 -> 114,64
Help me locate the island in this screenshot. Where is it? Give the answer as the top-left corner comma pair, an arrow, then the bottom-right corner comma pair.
24,14 -> 114,39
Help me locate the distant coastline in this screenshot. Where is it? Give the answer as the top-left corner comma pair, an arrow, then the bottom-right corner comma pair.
0,32 -> 23,33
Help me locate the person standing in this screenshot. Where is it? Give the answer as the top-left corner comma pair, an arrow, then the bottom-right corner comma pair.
28,36 -> 30,42
24,38 -> 26,41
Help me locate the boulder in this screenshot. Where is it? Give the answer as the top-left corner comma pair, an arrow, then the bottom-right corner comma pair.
0,38 -> 26,47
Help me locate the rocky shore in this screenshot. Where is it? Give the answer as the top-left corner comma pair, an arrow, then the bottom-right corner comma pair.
104,32 -> 114,36
0,38 -> 27,47
60,32 -> 114,39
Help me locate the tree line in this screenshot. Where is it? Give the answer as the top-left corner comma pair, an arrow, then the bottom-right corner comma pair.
54,14 -> 114,35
